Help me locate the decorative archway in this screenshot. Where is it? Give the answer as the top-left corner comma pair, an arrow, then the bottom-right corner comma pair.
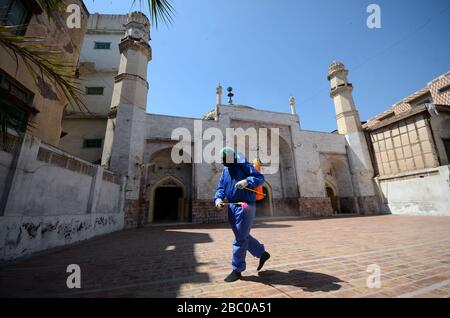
148,176 -> 187,223
256,181 -> 274,217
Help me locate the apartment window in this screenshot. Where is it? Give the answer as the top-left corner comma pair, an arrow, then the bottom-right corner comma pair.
0,69 -> 35,133
83,139 -> 102,149
0,96 -> 28,133
85,87 -> 104,95
0,0 -> 32,35
94,42 -> 111,50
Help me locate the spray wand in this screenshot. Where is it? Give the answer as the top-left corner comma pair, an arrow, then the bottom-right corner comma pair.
243,187 -> 266,197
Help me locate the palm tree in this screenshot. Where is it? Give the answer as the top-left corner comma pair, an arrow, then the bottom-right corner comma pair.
0,0 -> 174,139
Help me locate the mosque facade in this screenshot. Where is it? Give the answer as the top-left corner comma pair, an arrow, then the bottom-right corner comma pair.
100,12 -> 381,227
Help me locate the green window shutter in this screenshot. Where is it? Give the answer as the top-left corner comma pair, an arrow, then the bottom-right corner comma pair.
85,87 -> 104,95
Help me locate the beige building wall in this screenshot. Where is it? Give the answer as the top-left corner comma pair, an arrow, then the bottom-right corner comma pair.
60,118 -> 108,163
367,71 -> 450,177
0,0 -> 89,146
365,71 -> 450,216
60,14 -> 127,162
370,113 -> 440,176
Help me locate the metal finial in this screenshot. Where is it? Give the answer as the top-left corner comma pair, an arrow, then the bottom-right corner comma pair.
227,87 -> 234,105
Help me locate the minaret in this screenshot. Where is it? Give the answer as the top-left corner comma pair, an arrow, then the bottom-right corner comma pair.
216,83 -> 222,106
101,12 -> 151,228
327,61 -> 379,214
327,61 -> 361,135
102,12 -> 151,169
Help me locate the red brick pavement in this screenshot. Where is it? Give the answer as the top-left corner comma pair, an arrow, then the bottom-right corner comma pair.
1,215 -> 450,298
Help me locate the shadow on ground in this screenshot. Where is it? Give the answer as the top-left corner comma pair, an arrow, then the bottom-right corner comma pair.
1,221 -> 333,297
242,269 -> 344,293
0,229 -> 213,298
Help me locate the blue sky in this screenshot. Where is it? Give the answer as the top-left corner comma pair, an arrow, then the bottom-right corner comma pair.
84,0 -> 450,132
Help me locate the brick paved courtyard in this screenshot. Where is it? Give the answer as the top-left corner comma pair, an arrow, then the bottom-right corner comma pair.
1,215 -> 450,298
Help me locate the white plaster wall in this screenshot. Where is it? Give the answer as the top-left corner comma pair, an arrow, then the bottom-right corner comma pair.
0,213 -> 124,261
10,166 -> 92,216
60,118 -> 107,163
142,107 -> 349,201
320,153 -> 354,197
377,166 -> 450,216
293,130 -> 347,197
97,180 -> 122,214
144,114 -> 200,138
111,79 -> 148,110
0,134 -> 125,261
87,14 -> 128,33
79,72 -> 116,115
264,174 -> 283,198
118,48 -> 149,80
146,148 -> 192,198
80,33 -> 122,72
218,105 -> 300,131
142,114 -> 218,201
110,104 -> 147,199
345,131 -> 377,197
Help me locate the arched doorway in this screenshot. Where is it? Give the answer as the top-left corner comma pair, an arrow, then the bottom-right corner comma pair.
154,187 -> 183,222
256,182 -> 274,217
149,176 -> 187,223
325,182 -> 338,214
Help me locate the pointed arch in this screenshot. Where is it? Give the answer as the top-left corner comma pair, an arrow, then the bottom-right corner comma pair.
325,180 -> 338,214
256,181 -> 274,217
148,175 -> 187,223
324,180 -> 337,196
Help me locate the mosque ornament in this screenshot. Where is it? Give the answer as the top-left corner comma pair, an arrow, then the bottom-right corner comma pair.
227,87 -> 234,105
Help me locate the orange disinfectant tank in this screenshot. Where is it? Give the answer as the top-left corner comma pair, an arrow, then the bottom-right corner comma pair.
252,159 -> 265,201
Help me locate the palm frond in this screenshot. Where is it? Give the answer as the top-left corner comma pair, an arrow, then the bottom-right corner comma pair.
35,0 -> 65,21
0,25 -> 87,112
131,0 -> 175,28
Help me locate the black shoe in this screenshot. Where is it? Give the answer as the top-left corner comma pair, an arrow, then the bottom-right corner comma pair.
257,252 -> 271,271
224,270 -> 242,283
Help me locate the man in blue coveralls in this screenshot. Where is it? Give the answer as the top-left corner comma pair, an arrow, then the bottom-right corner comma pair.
214,147 -> 271,282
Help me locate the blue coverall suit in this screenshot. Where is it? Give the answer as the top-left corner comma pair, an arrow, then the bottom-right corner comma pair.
214,160 -> 266,273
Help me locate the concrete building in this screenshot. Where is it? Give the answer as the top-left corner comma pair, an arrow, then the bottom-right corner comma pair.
364,71 -> 450,215
60,14 -> 127,163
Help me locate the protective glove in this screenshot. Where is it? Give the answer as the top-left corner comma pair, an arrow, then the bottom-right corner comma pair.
215,198 -> 225,209
235,179 -> 249,190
